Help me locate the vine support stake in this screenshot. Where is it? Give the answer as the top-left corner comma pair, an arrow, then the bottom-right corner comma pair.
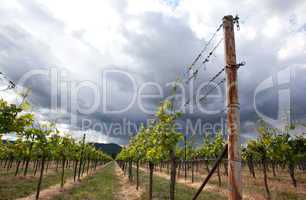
223,15 -> 242,200
192,144 -> 228,200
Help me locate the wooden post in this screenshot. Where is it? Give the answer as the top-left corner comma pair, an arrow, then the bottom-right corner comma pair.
78,134 -> 86,181
184,135 -> 187,180
223,15 -> 242,200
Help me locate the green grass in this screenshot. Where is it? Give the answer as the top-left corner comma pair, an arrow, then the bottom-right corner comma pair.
155,166 -> 306,200
0,168 -> 73,200
2,163 -> 304,200
130,168 -> 226,200
53,163 -> 226,200
53,162 -> 118,200
168,165 -> 306,200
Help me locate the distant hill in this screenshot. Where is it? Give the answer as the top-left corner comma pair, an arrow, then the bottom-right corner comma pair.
91,143 -> 122,159
2,140 -> 14,144
2,140 -> 122,159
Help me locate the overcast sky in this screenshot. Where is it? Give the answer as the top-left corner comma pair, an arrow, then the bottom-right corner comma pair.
0,0 -> 306,145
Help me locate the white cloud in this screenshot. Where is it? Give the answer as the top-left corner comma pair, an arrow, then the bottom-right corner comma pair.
1,0 -> 306,143
278,32 -> 306,60
262,16 -> 283,38
126,0 -> 173,15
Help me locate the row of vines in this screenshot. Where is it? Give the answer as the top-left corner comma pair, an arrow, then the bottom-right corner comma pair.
0,98 -> 112,199
116,100 -> 306,200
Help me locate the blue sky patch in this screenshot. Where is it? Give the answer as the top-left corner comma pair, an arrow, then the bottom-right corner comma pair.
163,0 -> 180,7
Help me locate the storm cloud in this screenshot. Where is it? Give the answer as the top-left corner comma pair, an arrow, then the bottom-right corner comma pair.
0,0 -> 306,144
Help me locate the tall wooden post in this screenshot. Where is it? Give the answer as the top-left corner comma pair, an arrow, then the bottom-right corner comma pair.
78,134 -> 86,181
184,135 -> 187,180
223,15 -> 242,200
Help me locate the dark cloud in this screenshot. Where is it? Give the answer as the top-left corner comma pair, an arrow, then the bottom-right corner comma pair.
0,0 -> 305,144
122,12 -> 203,83
0,24 -> 59,108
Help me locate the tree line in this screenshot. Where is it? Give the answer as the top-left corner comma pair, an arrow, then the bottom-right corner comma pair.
0,98 -> 112,199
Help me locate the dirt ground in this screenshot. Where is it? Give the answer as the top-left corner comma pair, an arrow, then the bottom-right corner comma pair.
137,166 -> 266,200
113,163 -> 143,200
16,163 -> 111,200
